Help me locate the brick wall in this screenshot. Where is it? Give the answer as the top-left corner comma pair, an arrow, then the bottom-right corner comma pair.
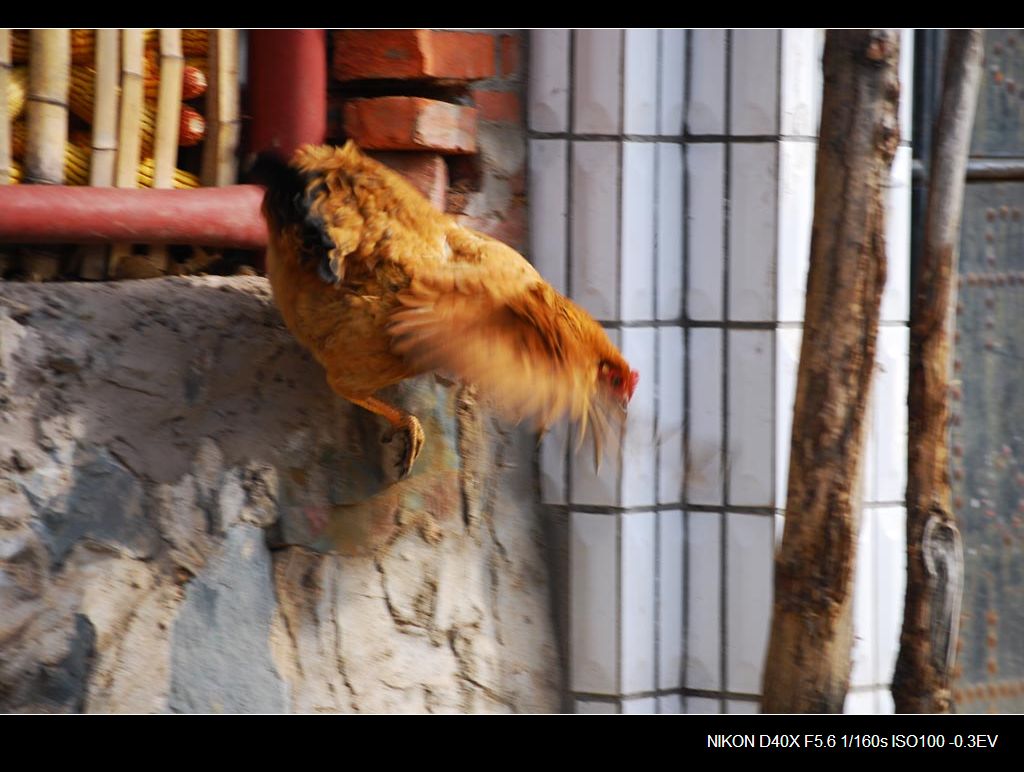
328,29 -> 527,251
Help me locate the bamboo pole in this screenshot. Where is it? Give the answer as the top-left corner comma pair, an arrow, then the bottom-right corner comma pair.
0,30 -> 11,185
111,28 -> 145,276
145,28 -> 184,274
90,29 -> 119,186
78,29 -> 120,279
25,29 -> 69,185
152,29 -> 183,188
201,29 -> 240,187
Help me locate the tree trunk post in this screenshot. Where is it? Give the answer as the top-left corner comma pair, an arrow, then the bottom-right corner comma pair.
762,29 -> 900,713
893,30 -> 984,714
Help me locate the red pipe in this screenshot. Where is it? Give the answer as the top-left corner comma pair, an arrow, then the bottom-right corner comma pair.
0,186 -> 267,247
0,30 -> 327,249
248,30 -> 327,158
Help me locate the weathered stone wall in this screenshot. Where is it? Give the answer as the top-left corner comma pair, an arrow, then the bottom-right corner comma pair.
0,276 -> 562,713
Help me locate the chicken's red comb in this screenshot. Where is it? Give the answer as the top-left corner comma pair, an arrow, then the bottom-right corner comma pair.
628,370 -> 639,401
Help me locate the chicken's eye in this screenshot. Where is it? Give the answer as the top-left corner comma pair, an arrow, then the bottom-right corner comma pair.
612,375 -> 623,388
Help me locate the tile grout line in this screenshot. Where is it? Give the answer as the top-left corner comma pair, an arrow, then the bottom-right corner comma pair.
652,27 -> 664,710
565,28 -> 576,710
720,28 -> 733,711
681,28 -> 693,707
614,28 -> 626,703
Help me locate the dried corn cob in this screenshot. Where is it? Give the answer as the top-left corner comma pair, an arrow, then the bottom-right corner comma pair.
9,161 -> 23,184
182,29 -> 208,57
7,66 -> 27,120
11,123 -> 199,188
14,29 -> 160,64
62,141 -> 201,189
136,157 -> 200,188
142,52 -> 207,100
69,65 -> 206,151
12,29 -> 109,64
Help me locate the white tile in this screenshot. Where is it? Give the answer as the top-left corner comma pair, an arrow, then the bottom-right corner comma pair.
729,142 -> 777,322
571,141 -> 619,321
621,327 -> 656,507
528,139 -> 568,295
775,327 -> 802,509
876,687 -> 895,714
871,326 -> 908,503
658,509 -> 684,689
528,29 -> 570,133
620,511 -> 656,694
657,692 -> 684,714
624,29 -> 658,135
898,29 -> 914,146
687,329 -> 723,505
882,145 -> 912,323
576,698 -> 618,714
813,31 -> 826,136
780,29 -> 820,137
728,331 -> 774,507
571,512 -> 618,694
875,506 -> 906,686
539,419 -> 568,506
656,142 -> 684,321
726,699 -> 760,714
659,29 -> 686,136
687,512 -> 721,690
571,328 -> 622,506
688,29 -> 726,135
574,29 -> 622,134
862,389 -> 877,504
844,689 -> 876,714
851,507 -> 877,688
620,142 -> 656,322
657,327 -> 684,505
777,140 -> 816,323
622,696 -> 657,714
687,143 -> 725,320
685,696 -> 721,714
726,512 -> 774,694
731,29 -> 780,136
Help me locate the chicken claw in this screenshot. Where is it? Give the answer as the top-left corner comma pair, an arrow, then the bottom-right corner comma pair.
344,394 -> 424,480
382,414 -> 425,479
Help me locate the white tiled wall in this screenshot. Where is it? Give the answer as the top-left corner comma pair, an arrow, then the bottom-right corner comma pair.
529,29 -> 913,715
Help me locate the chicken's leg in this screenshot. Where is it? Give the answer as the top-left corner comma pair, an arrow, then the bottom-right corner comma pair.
346,394 -> 425,479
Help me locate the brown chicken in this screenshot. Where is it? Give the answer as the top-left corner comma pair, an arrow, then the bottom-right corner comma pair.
253,141 -> 638,478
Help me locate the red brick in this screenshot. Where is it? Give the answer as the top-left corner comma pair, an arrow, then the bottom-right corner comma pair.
344,97 -> 477,154
471,89 -> 522,123
500,34 -> 521,77
456,201 -> 527,252
368,151 -> 449,210
333,30 -> 495,82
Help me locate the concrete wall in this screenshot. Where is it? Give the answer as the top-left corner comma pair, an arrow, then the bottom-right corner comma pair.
0,276 -> 562,713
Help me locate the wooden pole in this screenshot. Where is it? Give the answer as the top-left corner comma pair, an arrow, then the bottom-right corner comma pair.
762,30 -> 901,713
893,29 -> 984,715
25,29 -> 69,185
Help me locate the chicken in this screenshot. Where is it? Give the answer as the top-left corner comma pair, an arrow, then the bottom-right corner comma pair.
252,141 -> 638,479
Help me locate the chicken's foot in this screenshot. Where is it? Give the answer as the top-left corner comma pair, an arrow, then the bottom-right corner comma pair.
346,394 -> 425,479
